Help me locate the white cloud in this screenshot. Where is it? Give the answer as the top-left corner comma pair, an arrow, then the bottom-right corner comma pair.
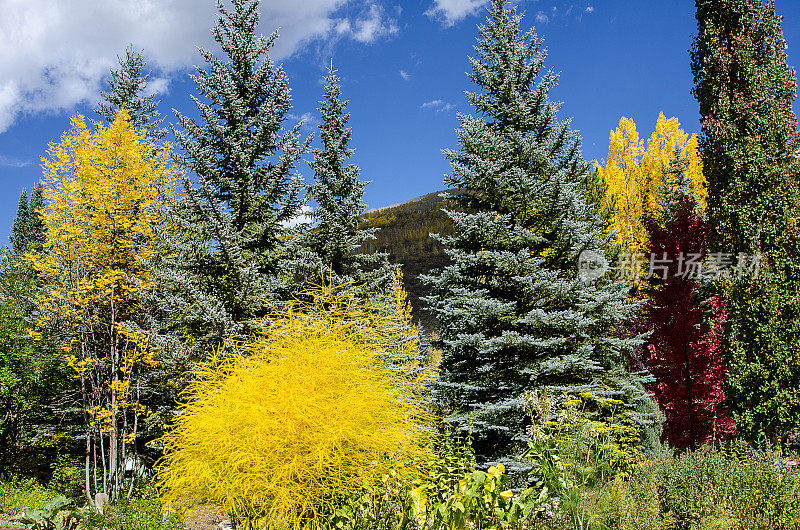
349,4 -> 399,43
586,6 -> 595,13
0,154 -> 31,168
281,204 -> 314,228
536,11 -> 550,23
421,99 -> 454,112
425,0 -> 488,27
0,0 -> 399,134
399,69 -> 411,80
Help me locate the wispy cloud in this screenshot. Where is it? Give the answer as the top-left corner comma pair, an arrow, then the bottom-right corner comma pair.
336,4 -> 399,44
288,112 -> 319,132
421,99 -> 455,112
425,0 -> 488,27
586,6 -> 595,13
399,69 -> 411,81
535,11 -> 549,24
0,154 -> 31,168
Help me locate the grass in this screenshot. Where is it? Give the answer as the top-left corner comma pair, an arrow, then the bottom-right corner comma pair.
0,476 -> 58,526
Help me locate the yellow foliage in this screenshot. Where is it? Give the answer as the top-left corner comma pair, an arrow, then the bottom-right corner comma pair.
25,109 -> 176,499
156,282 -> 436,530
597,113 -> 706,260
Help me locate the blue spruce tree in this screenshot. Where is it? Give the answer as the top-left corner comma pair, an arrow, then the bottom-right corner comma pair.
96,45 -> 165,140
159,0 -> 307,352
288,66 -> 392,292
424,0 -> 647,470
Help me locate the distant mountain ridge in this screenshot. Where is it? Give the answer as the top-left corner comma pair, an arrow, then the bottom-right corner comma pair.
359,190 -> 457,330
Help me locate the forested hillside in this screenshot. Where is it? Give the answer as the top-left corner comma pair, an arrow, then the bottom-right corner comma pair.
359,190 -> 456,328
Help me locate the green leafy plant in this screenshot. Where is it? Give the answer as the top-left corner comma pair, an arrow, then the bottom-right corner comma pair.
410,463 -> 545,529
18,495 -> 82,530
83,486 -> 183,530
525,390 -> 644,529
48,455 -> 83,501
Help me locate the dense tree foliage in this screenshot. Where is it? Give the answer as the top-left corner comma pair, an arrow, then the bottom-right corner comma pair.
641,152 -> 734,449
27,111 -> 175,501
424,0 -> 648,470
158,0 -> 307,358
0,250 -> 70,478
597,114 -> 705,262
10,183 -> 46,255
692,0 -> 800,443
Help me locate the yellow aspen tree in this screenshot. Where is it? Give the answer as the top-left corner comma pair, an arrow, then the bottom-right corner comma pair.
27,110 -> 175,503
597,114 -> 705,261
599,117 -> 647,257
640,113 -> 706,214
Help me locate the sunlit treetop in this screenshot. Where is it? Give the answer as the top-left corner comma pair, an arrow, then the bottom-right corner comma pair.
597,113 -> 706,259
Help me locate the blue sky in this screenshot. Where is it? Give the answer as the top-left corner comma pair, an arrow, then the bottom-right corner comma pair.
2,0 -> 800,246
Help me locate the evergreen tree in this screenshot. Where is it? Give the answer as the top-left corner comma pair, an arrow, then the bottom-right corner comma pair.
8,183 -> 46,255
289,66 -> 392,291
158,0 -> 307,354
424,0 -> 647,469
692,0 -> 800,443
26,182 -> 46,252
96,45 -> 165,140
10,189 -> 28,254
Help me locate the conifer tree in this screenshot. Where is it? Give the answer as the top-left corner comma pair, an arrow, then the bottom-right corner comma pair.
158,0 -> 307,354
424,0 -> 647,469
692,0 -> 800,443
96,45 -> 165,140
10,189 -> 28,255
9,183 -> 46,255
289,66 -> 392,291
26,182 -> 46,252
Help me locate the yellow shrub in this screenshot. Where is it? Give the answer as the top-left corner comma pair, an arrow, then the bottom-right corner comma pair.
156,283 -> 435,529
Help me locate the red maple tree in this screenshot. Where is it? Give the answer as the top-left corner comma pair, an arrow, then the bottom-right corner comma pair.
643,195 -> 735,449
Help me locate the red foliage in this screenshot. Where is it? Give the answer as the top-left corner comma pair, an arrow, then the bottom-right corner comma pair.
643,197 -> 735,449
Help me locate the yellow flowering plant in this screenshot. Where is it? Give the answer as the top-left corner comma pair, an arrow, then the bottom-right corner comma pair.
525,390 -> 644,529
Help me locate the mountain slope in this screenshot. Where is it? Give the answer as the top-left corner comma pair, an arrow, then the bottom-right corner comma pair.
359,190 -> 457,330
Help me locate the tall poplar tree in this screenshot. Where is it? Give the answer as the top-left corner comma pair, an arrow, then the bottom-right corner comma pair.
289,66 -> 391,291
96,45 -> 165,140
161,0 -> 307,352
692,0 -> 800,443
424,0 -> 647,469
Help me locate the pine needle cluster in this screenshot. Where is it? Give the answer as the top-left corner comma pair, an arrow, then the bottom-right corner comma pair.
156,282 -> 435,529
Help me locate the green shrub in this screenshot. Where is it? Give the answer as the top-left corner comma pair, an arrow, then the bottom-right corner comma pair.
83,486 -> 183,530
730,448 -> 800,529
587,443 -> 800,530
0,476 -> 57,517
48,455 -> 83,500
